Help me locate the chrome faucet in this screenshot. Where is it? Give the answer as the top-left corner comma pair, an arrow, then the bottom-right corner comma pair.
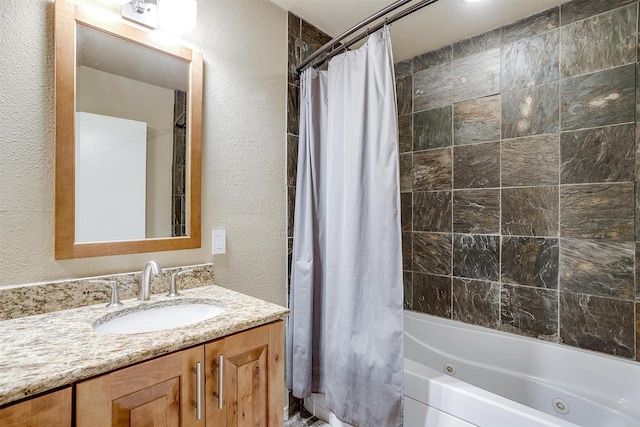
138,260 -> 162,300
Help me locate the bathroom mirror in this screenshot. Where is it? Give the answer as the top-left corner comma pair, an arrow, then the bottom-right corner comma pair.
54,0 -> 202,259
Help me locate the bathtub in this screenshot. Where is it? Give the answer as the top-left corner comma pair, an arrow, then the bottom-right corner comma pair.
404,310 -> 640,427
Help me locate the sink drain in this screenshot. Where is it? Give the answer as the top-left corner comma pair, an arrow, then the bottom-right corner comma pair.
552,398 -> 570,415
444,363 -> 455,376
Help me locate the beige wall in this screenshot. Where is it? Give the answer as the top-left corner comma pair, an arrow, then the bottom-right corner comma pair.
0,0 -> 287,305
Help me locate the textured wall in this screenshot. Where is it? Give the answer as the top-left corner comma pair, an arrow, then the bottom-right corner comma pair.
398,0 -> 640,360
0,0 -> 287,306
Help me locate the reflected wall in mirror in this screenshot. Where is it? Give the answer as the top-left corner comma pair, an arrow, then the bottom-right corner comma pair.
55,0 -> 202,259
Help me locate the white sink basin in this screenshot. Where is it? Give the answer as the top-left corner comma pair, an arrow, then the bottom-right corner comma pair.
93,299 -> 225,334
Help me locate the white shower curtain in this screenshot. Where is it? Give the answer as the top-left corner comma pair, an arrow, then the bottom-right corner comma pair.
287,26 -> 404,427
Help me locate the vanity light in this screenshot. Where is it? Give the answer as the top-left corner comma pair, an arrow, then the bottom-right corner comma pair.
121,0 -> 159,29
120,0 -> 198,32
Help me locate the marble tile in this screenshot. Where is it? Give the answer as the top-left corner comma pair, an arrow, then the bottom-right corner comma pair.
502,236 -> 559,289
413,191 -> 452,232
288,34 -> 301,86
287,134 -> 298,187
560,123 -> 635,184
413,273 -> 452,318
562,5 -> 636,79
288,12 -> 301,38
501,30 -> 560,91
637,185 -> 640,241
501,187 -> 559,237
398,114 -> 412,153
501,134 -> 560,187
502,82 -> 559,139
500,285 -> 559,340
404,271 -> 413,310
453,28 -> 502,60
287,186 -> 296,238
452,278 -> 500,328
413,148 -> 452,191
413,45 -> 452,73
287,84 -> 300,135
414,106 -> 452,151
413,62 -> 452,112
401,193 -> 412,232
453,48 -> 501,103
400,153 -> 413,193
560,64 -> 635,131
637,243 -> 640,300
453,95 -> 501,145
636,302 -> 640,360
501,7 -> 560,45
560,292 -> 634,358
395,58 -> 413,78
560,183 -> 634,240
560,238 -> 634,299
560,0 -> 637,26
301,18 -> 332,49
396,75 -> 413,116
285,410 -> 328,427
452,189 -> 500,234
636,65 -> 640,123
403,231 -> 413,271
453,234 -> 500,281
413,232 -> 452,276
453,142 -> 500,189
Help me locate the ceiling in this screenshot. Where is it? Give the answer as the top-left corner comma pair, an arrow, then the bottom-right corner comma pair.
269,0 -> 571,62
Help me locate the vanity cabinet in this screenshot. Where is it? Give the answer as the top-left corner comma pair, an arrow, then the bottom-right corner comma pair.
75,321 -> 284,427
0,387 -> 72,427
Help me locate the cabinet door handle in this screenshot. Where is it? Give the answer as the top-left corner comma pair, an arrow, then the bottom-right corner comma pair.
192,362 -> 202,420
218,354 -> 224,410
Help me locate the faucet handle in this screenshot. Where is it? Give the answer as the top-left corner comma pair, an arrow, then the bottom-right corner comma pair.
168,269 -> 194,297
89,280 -> 123,308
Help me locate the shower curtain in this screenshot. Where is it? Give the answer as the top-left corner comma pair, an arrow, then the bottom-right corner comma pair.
287,26 -> 404,427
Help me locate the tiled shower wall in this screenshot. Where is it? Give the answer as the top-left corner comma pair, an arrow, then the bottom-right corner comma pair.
399,0 -> 640,360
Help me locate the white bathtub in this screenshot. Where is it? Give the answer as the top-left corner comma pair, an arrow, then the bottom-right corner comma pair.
404,310 -> 640,427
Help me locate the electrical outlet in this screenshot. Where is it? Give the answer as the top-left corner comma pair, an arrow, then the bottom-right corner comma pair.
212,229 -> 226,255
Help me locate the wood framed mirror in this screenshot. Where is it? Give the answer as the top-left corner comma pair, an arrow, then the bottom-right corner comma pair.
54,0 -> 202,259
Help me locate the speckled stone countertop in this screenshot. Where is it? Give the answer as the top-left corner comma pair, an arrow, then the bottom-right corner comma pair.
0,284 -> 288,407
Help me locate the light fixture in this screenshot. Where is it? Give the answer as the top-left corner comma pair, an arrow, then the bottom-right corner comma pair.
120,0 -> 197,32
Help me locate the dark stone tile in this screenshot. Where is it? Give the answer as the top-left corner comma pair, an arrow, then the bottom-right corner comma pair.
453,95 -> 501,145
561,5 -> 636,79
403,232 -> 412,271
287,237 -> 293,291
453,142 -> 500,189
501,187 -> 559,237
413,149 -> 452,191
636,64 -> 640,123
637,185 -> 640,241
414,106 -> 452,151
400,153 -> 413,193
560,238 -> 634,299
288,34 -> 301,86
395,58 -> 413,78
637,243 -> 640,300
287,134 -> 298,187
453,278 -> 500,328
560,123 -> 635,184
288,12 -> 301,38
560,183 -> 634,240
560,0 -> 637,26
396,75 -> 413,116
413,45 -> 452,73
404,271 -> 413,310
501,134 -> 560,187
501,7 -> 560,45
453,48 -> 501,103
287,84 -> 299,135
502,236 -> 559,289
453,234 -> 500,281
401,193 -> 412,232
502,82 -> 559,138
501,30 -> 559,91
636,302 -> 640,360
300,18 -> 332,49
560,293 -> 634,358
413,191 -> 452,232
413,232 -> 452,276
287,186 -> 295,238
398,114 -> 412,153
560,64 -> 635,131
501,285 -> 559,340
413,273 -> 452,318
636,124 -> 640,180
453,28 -> 502,60
414,63 -> 452,112
452,189 -> 500,234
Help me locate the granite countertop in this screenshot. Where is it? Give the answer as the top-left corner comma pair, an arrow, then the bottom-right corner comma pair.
0,285 -> 288,407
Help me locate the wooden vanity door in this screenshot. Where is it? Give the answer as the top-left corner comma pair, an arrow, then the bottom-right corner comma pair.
0,387 -> 72,427
75,346 -> 205,427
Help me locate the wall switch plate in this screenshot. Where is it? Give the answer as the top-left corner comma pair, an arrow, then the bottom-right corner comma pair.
212,229 -> 226,255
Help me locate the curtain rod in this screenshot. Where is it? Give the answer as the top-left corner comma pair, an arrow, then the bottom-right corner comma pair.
296,0 -> 440,73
